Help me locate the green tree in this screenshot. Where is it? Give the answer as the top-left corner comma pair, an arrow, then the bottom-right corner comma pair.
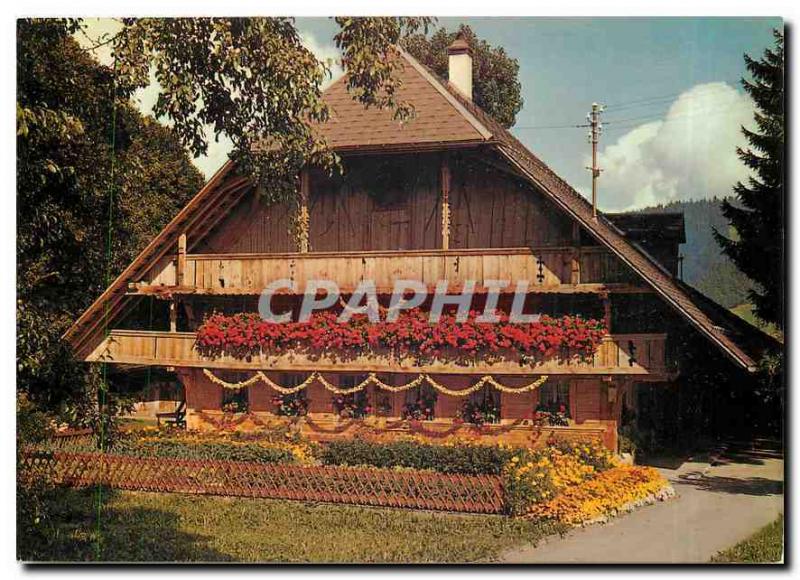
402,24 -> 524,128
714,29 -> 784,328
112,17 -> 431,201
17,20 -> 205,412
17,17 -> 433,415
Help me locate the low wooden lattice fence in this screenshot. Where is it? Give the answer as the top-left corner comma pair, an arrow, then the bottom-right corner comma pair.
20,450 -> 505,514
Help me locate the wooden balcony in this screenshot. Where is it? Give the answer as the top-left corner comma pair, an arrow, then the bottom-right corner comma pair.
135,246 -> 644,295
88,330 -> 670,378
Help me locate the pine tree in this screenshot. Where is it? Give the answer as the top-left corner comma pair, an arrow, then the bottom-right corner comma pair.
714,29 -> 784,329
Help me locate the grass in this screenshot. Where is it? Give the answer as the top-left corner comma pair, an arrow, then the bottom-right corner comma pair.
711,514 -> 784,564
22,488 -> 564,563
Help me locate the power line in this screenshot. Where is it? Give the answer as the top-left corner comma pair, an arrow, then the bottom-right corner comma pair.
513,123 -> 588,130
603,101 -> 749,130
513,101 -> 747,133
512,79 -> 745,131
603,79 -> 741,110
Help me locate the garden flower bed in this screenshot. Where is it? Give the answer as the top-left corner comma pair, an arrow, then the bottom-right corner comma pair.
27,429 -> 672,520
527,465 -> 674,525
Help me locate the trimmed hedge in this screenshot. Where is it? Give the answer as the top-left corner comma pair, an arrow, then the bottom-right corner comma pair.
317,438 -> 516,475
37,434 -> 299,465
113,439 -> 298,464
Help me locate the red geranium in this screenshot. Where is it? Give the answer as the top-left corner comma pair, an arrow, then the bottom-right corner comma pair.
195,309 -> 606,364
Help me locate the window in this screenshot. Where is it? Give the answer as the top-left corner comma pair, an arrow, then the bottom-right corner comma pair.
273,374 -> 308,416
402,384 -> 437,420
537,382 -> 570,416
333,375 -> 370,418
221,377 -> 248,414
462,386 -> 501,425
374,375 -> 397,416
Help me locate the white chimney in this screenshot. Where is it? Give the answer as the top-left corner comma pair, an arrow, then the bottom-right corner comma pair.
447,32 -> 473,101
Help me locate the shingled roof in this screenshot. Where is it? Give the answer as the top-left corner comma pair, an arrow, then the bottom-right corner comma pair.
606,212 -> 686,246
390,46 -> 776,371
65,46 -> 779,370
317,56 -> 490,149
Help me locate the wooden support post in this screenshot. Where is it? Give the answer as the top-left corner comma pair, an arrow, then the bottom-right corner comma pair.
297,169 -> 310,253
570,222 -> 581,285
599,292 -> 613,367
602,293 -> 612,332
169,299 -> 177,332
440,155 -> 451,250
176,233 -> 187,286
183,300 -> 196,329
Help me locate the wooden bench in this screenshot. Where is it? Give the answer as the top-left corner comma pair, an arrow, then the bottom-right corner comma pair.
156,401 -> 186,428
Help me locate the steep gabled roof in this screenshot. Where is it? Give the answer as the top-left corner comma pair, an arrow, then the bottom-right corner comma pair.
394,47 -> 777,371
63,161 -> 251,356
317,51 -> 491,150
65,46 -> 779,370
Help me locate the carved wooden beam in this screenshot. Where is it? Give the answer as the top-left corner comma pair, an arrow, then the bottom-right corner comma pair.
440,154 -> 451,250
571,222 -> 581,285
298,169 -> 310,253
176,233 -> 187,286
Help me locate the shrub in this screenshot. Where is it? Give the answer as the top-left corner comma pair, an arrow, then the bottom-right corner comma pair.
114,438 -> 299,464
318,438 -> 516,475
618,434 -> 637,456
35,430 -> 314,465
501,450 -> 556,516
17,395 -> 57,558
501,446 -> 598,516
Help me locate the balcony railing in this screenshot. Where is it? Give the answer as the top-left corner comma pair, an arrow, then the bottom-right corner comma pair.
136,246 -> 642,295
88,330 -> 669,377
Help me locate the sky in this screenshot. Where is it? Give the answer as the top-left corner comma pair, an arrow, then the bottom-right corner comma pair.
80,17 -> 781,212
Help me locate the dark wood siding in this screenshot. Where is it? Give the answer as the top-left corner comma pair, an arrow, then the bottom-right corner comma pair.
196,152 -> 576,254
449,158 -> 573,249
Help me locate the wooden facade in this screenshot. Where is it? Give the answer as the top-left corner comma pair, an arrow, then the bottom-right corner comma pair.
90,151 -> 686,451
71,48 -> 768,453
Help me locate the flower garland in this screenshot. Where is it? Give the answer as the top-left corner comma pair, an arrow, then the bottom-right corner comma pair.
303,416 -> 360,434
195,311 -> 606,364
383,418 -> 525,438
202,368 -> 548,397
195,410 -> 274,431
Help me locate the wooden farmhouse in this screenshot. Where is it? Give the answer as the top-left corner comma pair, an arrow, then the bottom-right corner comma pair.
65,38 -> 775,450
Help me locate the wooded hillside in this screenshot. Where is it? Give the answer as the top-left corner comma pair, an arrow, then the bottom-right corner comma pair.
631,197 -> 752,309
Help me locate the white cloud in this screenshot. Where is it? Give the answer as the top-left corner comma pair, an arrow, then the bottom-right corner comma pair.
300,31 -> 344,89
595,82 -> 756,211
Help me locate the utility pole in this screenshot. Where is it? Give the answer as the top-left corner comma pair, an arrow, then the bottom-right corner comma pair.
586,102 -> 604,219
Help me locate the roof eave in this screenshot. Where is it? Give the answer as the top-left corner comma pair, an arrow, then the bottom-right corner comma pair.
333,139 -> 494,155
492,144 -> 759,373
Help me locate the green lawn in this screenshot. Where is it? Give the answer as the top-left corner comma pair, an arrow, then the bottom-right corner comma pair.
22,488 -> 564,563
711,514 -> 784,564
